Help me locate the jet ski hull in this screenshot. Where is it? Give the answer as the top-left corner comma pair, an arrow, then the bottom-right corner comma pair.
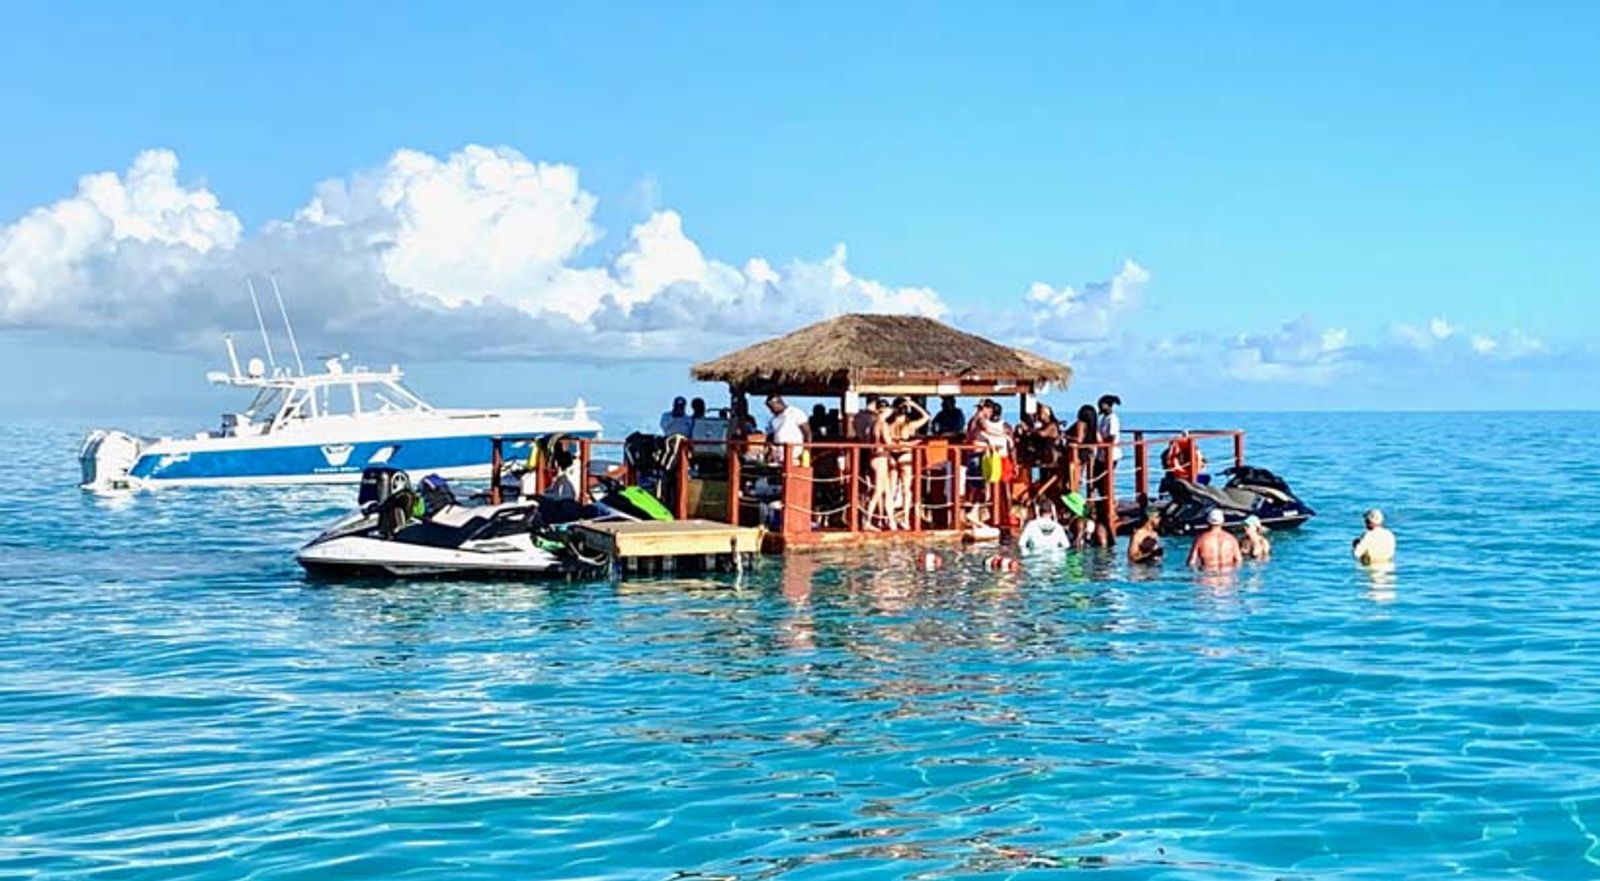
1150,466 -> 1316,536
296,533 -> 567,579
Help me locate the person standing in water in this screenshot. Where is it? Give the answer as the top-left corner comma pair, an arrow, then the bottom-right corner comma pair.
1128,508 -> 1164,564
1018,502 -> 1070,554
1352,508 -> 1396,564
1240,515 -> 1271,560
1187,508 -> 1242,570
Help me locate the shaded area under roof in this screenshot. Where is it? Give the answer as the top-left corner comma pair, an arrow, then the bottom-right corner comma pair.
691,313 -> 1072,396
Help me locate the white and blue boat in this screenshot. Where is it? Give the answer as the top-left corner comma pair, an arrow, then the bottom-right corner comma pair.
80,341 -> 600,491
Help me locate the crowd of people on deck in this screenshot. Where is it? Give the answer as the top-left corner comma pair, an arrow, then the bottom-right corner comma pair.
656,389 -> 1130,533
657,391 -> 1397,574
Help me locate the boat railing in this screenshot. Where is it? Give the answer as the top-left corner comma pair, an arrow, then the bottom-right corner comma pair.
494,426 -> 1247,543
435,406 -> 601,420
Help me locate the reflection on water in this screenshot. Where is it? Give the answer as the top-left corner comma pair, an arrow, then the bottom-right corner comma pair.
1364,562 -> 1398,603
6,414 -> 1600,879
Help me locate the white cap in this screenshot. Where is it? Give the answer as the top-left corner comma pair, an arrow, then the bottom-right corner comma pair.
1206,508 -> 1226,526
1365,508 -> 1384,525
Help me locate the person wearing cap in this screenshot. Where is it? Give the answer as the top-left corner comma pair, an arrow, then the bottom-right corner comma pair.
1187,507 -> 1242,571
1352,508 -> 1395,565
660,396 -> 692,436
1240,514 -> 1271,561
1128,507 -> 1165,564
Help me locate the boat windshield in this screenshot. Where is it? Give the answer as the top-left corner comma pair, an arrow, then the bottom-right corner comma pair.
243,387 -> 287,422
353,381 -> 426,415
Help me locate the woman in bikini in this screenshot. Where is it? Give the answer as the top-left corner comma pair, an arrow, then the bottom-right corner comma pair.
1063,404 -> 1098,495
890,398 -> 930,529
863,400 -> 895,530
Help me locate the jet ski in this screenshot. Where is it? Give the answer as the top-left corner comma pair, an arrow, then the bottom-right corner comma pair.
296,467 -> 668,579
1154,465 -> 1315,536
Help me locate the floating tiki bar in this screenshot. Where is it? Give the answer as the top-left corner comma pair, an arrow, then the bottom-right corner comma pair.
507,314 -> 1249,556
688,314 -> 1075,550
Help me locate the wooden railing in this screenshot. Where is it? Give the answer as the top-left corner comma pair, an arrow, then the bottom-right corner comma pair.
490,427 -> 1247,539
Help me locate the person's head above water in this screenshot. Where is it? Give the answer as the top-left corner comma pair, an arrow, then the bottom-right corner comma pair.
1061,491 -> 1088,519
1243,514 -> 1263,533
1144,507 -> 1162,526
1365,508 -> 1385,528
1206,508 -> 1226,527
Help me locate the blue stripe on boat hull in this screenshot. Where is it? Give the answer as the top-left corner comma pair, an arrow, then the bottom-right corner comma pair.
128,433 -> 594,482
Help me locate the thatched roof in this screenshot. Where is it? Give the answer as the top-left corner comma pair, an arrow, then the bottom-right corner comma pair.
692,314 -> 1071,394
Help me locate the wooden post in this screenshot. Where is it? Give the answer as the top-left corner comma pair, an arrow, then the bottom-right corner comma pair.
1234,432 -> 1245,469
781,446 -> 813,535
489,437 -> 503,505
578,437 -> 591,504
1133,430 -> 1148,507
846,441 -> 860,532
726,439 -> 742,526
948,443 -> 962,530
674,445 -> 690,520
1103,457 -> 1119,540
910,445 -> 923,533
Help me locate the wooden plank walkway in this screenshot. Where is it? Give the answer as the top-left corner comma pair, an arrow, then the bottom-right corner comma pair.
571,519 -> 761,577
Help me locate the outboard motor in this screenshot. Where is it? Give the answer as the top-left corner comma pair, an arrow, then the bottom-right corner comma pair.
359,466 -> 411,509
79,430 -> 143,491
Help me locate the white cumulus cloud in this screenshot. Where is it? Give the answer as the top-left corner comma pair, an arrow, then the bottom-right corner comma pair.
0,145 -> 947,360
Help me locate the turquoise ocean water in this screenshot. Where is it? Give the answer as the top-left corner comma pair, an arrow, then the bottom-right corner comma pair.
3,412 -> 1599,879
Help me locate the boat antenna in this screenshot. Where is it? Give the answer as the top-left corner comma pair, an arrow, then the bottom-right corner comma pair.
270,276 -> 306,376
246,278 -> 278,372
223,334 -> 242,378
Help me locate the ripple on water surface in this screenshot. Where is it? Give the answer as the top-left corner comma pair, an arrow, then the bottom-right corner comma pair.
3,414 -> 1600,879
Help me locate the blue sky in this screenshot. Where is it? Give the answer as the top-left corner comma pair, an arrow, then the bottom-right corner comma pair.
2,1 -> 1597,418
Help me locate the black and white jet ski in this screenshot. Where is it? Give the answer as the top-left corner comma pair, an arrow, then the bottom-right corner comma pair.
296,467 -> 662,579
1155,465 -> 1315,536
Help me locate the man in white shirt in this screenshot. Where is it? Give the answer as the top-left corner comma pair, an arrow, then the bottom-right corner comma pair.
765,394 -> 810,464
1352,509 -> 1396,565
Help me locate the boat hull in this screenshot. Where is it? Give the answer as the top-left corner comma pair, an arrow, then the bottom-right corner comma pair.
86,418 -> 599,489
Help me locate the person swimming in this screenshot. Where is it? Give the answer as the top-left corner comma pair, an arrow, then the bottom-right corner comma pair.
1127,508 -> 1164,564
1240,514 -> 1271,560
1352,508 -> 1396,565
1018,503 -> 1070,554
1187,507 -> 1242,571
1060,491 -> 1099,550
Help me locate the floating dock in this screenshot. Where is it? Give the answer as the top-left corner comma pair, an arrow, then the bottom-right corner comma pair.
571,519 -> 761,577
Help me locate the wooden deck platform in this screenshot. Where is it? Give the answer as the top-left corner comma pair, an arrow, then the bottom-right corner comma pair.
571,519 -> 761,577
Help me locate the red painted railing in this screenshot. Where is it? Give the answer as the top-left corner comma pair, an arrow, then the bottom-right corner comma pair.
489,427 -> 1247,542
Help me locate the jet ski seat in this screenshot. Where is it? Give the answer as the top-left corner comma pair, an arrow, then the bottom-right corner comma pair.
428,505 -> 488,529
1172,479 -> 1244,511
1222,487 -> 1262,509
